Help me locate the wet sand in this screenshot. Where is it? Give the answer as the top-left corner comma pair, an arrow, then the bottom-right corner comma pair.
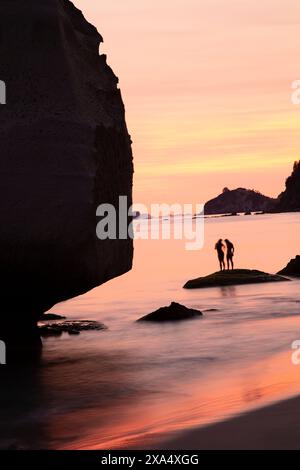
160,394 -> 300,449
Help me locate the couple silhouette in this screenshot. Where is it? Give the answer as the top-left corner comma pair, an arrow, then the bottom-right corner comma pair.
215,239 -> 234,271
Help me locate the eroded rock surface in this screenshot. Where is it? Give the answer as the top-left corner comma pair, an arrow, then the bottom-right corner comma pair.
0,0 -> 133,337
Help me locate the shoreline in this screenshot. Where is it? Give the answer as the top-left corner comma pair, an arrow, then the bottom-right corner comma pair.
157,393 -> 300,450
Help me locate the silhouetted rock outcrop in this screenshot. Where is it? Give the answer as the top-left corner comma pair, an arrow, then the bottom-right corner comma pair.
278,256 -> 300,277
39,320 -> 107,337
0,0 -> 133,343
137,302 -> 203,322
204,188 -> 276,215
276,161 -> 300,212
184,269 -> 289,289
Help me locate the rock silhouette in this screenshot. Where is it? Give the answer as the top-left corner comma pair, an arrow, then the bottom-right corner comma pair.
0,0 -> 133,343
278,256 -> 300,277
137,302 -> 203,322
39,320 -> 107,337
184,269 -> 289,289
204,188 -> 276,215
277,161 -> 300,212
204,161 -> 300,215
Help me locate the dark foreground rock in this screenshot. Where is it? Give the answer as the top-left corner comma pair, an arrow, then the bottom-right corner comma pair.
0,1 -> 133,339
184,269 -> 289,289
38,313 -> 66,321
39,320 -> 107,337
278,256 -> 300,277
1,321 -> 42,365
137,302 -> 203,322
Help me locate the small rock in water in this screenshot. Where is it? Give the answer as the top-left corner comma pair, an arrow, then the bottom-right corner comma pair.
137,302 -> 203,323
39,320 -> 107,337
184,269 -> 289,289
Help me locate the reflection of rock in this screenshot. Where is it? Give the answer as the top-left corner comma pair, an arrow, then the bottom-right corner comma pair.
0,1 -> 133,337
137,302 -> 203,322
184,269 -> 289,289
277,256 -> 300,277
39,320 -> 107,337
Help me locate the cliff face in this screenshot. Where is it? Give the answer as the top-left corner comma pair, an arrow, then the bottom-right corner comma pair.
0,0 -> 133,332
276,161 -> 300,212
204,188 -> 276,215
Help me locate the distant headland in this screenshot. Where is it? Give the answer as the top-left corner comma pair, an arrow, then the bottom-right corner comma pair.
204,160 -> 300,215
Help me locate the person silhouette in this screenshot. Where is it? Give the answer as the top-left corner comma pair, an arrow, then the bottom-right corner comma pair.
215,239 -> 225,271
224,239 -> 234,270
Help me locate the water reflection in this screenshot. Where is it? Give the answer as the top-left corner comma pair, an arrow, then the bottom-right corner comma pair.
219,285 -> 237,297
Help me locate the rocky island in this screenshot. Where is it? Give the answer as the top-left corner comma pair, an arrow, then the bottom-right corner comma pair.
204,160 -> 300,215
137,302 -> 203,322
278,256 -> 300,277
184,269 -> 289,289
277,161 -> 300,212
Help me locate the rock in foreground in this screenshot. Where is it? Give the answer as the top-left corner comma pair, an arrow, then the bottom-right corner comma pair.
0,0 -> 133,335
184,269 -> 289,289
277,256 -> 300,277
137,302 -> 203,322
38,313 -> 66,321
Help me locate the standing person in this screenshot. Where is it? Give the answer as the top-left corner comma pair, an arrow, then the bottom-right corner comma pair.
224,239 -> 234,270
215,239 -> 225,271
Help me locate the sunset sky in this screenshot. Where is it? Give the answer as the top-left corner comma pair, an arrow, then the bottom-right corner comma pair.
74,0 -> 300,206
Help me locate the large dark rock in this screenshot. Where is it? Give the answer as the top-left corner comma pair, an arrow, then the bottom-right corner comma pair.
0,0 -> 133,337
204,188 -> 276,215
184,269 -> 289,289
137,302 -> 203,322
276,161 -> 300,212
278,256 -> 300,277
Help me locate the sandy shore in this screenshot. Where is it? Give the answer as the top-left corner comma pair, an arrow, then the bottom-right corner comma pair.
158,395 -> 300,449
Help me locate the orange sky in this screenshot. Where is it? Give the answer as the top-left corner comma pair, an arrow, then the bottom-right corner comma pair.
74,0 -> 300,205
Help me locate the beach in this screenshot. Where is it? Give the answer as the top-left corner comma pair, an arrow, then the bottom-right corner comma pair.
160,394 -> 300,450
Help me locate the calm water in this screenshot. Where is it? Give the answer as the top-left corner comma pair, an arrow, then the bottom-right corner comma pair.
1,213 -> 300,449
